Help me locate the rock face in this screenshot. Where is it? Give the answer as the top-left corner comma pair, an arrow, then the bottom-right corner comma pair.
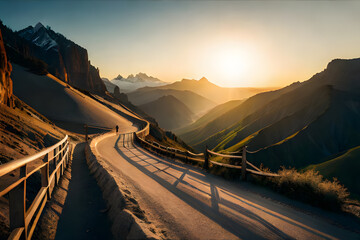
1,22 -> 106,94
113,85 -> 129,102
0,29 -> 13,107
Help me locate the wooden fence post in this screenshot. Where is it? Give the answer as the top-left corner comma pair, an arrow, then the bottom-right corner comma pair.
84,124 -> 88,142
9,165 -> 27,238
241,146 -> 247,181
53,147 -> 58,186
41,154 -> 50,199
203,146 -> 209,170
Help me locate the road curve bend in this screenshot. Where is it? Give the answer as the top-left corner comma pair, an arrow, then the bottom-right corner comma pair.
95,134 -> 360,240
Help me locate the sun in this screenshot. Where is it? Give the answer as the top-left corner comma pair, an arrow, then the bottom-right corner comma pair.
212,44 -> 251,86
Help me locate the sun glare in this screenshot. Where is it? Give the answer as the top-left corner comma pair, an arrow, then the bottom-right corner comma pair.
212,44 -> 253,87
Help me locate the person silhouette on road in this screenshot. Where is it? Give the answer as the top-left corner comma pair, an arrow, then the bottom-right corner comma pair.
116,125 -> 119,133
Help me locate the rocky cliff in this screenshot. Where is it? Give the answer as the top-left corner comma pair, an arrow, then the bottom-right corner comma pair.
0,29 -> 13,107
0,21 -> 106,94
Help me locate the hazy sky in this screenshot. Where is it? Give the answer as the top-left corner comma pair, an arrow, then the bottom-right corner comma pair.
1,1 -> 360,87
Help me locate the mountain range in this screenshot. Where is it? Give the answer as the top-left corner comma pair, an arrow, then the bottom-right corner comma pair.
125,76 -> 274,131
147,77 -> 276,104
110,72 -> 167,93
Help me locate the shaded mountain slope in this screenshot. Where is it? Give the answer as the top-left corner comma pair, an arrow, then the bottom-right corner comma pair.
139,95 -> 194,130
180,82 -> 301,146
128,88 -> 216,116
188,58 -> 360,154
210,84 -> 332,152
242,88 -> 360,170
175,99 -> 243,136
11,65 -> 136,134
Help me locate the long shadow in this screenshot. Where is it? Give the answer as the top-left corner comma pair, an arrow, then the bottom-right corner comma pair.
210,183 -> 220,212
218,189 -> 335,239
123,141 -> 208,181
124,147 -> 211,197
131,141 -> 338,239
55,143 -> 112,240
135,141 -> 337,239
114,137 -> 294,240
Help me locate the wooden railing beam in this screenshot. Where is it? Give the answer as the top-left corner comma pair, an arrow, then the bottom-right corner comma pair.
241,146 -> 247,181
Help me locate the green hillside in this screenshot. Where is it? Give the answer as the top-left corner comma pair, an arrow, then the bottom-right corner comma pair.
178,82 -> 302,147
306,145 -> 360,198
180,58 -> 360,202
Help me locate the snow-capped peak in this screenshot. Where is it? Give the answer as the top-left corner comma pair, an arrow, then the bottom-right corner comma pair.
34,22 -> 45,32
111,72 -> 167,92
18,22 -> 58,52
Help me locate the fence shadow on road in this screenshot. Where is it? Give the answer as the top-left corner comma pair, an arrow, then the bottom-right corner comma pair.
114,135 -> 295,240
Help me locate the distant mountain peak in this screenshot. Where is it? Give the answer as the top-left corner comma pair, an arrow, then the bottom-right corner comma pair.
18,22 -> 58,51
199,77 -> 208,82
326,58 -> 360,72
181,77 -> 209,83
113,72 -> 163,83
34,22 -> 45,32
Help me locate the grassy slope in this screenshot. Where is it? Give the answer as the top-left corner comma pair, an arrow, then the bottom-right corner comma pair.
180,82 -> 302,148
306,145 -> 360,198
192,83 -> 329,152
213,88 -> 360,172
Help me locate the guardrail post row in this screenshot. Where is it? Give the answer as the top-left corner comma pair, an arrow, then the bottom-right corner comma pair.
9,164 -> 27,239
241,146 -> 247,181
203,146 -> 209,170
41,154 -> 51,199
0,135 -> 71,240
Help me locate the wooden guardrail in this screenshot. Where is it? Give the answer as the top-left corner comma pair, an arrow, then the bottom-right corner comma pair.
132,124 -> 278,180
206,146 -> 279,179
0,135 -> 71,240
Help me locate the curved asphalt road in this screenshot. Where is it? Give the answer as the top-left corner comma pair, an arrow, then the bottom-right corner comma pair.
96,134 -> 360,240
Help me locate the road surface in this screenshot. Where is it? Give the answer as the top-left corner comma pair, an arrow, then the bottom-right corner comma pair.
95,134 -> 360,240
